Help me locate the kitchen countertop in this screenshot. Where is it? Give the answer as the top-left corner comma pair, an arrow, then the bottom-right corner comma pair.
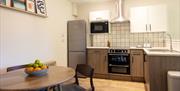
130,47 -> 180,56
87,46 -> 180,56
144,48 -> 180,56
87,46 -> 109,49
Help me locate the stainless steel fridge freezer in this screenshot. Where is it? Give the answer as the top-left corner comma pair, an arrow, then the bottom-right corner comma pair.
67,20 -> 86,69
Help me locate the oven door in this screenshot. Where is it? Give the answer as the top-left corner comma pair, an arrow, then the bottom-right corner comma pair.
90,21 -> 109,33
108,53 -> 130,65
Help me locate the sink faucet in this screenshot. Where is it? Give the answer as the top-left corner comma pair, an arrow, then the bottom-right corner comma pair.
166,33 -> 173,52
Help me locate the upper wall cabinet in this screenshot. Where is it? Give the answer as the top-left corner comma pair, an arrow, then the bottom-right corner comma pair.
130,4 -> 167,33
89,10 -> 110,21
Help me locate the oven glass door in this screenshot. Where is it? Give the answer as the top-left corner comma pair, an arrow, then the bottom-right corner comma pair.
108,53 -> 130,65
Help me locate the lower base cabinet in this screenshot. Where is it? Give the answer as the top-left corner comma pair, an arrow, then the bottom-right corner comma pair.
130,49 -> 144,82
87,49 -> 144,82
87,49 -> 108,75
144,55 -> 180,91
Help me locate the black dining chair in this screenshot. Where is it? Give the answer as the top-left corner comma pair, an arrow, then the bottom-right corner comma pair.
7,64 -> 28,72
54,64 -> 95,91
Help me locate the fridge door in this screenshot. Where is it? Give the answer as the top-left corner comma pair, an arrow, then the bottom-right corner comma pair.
68,20 -> 86,51
68,52 -> 86,69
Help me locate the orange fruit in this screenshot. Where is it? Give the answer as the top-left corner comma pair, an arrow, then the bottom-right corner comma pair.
34,67 -> 41,71
25,67 -> 34,73
41,65 -> 47,69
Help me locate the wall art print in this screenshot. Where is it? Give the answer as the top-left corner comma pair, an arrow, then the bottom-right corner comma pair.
0,0 -> 6,5
13,0 -> 26,10
35,0 -> 46,15
26,0 -> 35,12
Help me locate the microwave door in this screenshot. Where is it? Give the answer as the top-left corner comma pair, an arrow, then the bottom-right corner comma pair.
90,21 -> 109,33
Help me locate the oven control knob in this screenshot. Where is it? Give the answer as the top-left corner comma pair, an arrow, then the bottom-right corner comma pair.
122,50 -> 124,53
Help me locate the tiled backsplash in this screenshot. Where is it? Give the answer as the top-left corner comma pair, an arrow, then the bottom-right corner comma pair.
167,40 -> 180,51
90,21 -> 166,48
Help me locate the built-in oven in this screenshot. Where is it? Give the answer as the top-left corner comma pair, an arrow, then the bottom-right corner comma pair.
90,21 -> 109,33
108,49 -> 130,74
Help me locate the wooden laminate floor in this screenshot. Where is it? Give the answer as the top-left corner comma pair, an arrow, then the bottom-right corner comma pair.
79,78 -> 145,91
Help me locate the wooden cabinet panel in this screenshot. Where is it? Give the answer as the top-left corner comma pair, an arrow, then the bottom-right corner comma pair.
87,49 -> 108,74
144,61 -> 150,91
145,55 -> 180,91
130,50 -> 144,77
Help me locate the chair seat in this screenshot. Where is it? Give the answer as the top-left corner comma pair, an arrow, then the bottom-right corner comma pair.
62,84 -> 86,91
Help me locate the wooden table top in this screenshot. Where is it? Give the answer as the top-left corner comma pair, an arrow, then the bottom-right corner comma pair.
0,66 -> 75,91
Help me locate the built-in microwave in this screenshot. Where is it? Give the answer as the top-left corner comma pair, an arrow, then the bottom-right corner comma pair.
90,21 -> 109,33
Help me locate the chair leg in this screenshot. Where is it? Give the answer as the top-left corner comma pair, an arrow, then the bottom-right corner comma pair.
57,84 -> 63,91
52,85 -> 56,91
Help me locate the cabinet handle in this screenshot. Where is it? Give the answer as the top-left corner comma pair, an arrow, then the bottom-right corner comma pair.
132,52 -> 141,55
132,53 -> 140,55
150,24 -> 152,31
146,24 -> 148,31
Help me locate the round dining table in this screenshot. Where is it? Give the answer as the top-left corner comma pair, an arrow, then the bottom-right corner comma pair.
0,66 -> 75,91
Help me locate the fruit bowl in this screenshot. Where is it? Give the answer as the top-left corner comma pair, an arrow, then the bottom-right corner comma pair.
25,68 -> 48,76
25,59 -> 48,76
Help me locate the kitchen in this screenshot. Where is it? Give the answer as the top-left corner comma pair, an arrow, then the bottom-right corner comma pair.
0,0 -> 180,91
68,0 -> 180,91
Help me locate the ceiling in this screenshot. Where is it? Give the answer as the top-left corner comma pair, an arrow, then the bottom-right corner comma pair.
69,0 -> 114,3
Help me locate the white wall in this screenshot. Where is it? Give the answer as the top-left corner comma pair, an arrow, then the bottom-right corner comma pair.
166,0 -> 180,40
0,0 -> 74,71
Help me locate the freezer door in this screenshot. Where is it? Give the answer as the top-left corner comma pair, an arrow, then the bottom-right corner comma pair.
68,52 -> 86,69
68,20 -> 86,51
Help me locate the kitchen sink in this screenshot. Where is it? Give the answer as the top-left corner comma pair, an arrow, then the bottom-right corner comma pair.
146,49 -> 179,53
144,48 -> 180,56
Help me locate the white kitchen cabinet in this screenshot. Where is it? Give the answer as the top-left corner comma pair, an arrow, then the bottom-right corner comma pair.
89,10 -> 110,21
130,4 -> 167,33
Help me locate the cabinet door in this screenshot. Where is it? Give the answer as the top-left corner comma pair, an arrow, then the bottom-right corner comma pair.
98,50 -> 108,74
87,50 -> 99,74
87,49 -> 108,74
148,4 -> 167,32
131,50 -> 144,77
130,6 -> 148,33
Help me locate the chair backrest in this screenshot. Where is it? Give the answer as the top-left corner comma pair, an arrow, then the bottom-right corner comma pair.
76,64 -> 94,77
7,64 -> 28,72
75,64 -> 95,91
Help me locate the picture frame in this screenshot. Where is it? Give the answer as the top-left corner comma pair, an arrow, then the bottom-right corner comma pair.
0,0 -> 6,5
26,0 -> 35,12
35,0 -> 47,16
13,0 -> 26,10
5,0 -> 12,7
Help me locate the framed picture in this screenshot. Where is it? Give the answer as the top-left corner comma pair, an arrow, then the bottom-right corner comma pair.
35,0 -> 47,16
6,0 -> 12,7
0,0 -> 6,5
26,0 -> 35,12
13,0 -> 26,10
